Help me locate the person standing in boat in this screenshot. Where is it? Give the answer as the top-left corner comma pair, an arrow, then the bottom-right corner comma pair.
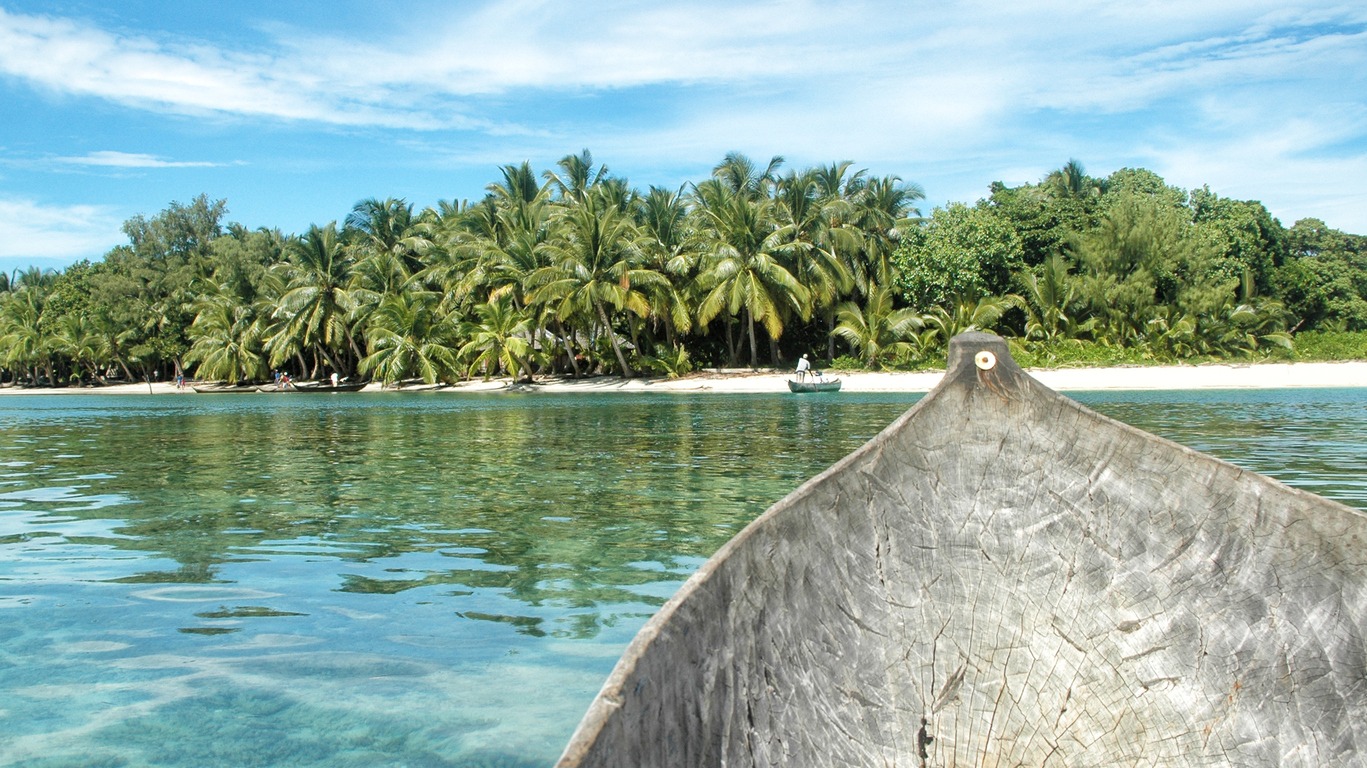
796,353 -> 811,381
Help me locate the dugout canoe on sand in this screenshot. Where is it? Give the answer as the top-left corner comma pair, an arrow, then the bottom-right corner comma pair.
558,331 -> 1367,767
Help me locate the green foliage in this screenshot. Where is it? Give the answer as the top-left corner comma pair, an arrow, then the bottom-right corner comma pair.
830,284 -> 924,369
892,203 -> 1024,309
4,155 -> 1364,387
636,346 -> 694,378
1189,187 -> 1285,292
1273,219 -> 1367,331
828,354 -> 863,370
1007,338 -> 1163,368
459,295 -> 535,381
1289,330 -> 1367,361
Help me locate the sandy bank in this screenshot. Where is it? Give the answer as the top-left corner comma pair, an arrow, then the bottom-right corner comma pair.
2,360 -> 1364,396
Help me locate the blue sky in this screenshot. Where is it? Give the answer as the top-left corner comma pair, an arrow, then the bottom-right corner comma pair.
2,1 -> 1365,276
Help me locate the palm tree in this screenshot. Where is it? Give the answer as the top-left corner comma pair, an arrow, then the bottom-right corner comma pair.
544,149 -> 609,204
847,174 -> 925,291
1013,255 -> 1093,343
359,290 -> 463,386
268,223 -> 359,377
470,163 -> 554,304
831,284 -> 924,368
184,289 -> 268,383
922,295 -> 1015,348
459,294 -> 536,380
692,178 -> 810,367
635,185 -> 697,352
52,313 -> 111,384
0,288 -> 52,385
528,189 -> 667,377
712,152 -> 784,200
345,197 -> 431,276
1045,159 -> 1103,200
774,170 -> 852,333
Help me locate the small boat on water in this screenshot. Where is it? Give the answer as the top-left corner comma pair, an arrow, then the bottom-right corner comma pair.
558,332 -> 1367,766
787,377 -> 841,393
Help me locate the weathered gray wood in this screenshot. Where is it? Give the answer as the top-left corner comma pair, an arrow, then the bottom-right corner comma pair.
558,332 -> 1367,767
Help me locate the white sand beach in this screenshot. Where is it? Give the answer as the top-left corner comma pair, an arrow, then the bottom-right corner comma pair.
3,359 -> 1364,396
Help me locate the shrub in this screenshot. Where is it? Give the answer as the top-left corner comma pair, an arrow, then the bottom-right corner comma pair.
1291,331 -> 1367,361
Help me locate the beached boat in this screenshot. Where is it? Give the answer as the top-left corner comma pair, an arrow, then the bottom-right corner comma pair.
259,380 -> 367,393
787,377 -> 841,393
190,382 -> 262,394
558,332 -> 1367,766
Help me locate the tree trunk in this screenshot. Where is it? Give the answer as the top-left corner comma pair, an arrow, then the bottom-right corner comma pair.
826,310 -> 837,362
725,317 -> 738,367
556,318 -> 581,378
597,302 -> 634,377
747,310 -> 758,369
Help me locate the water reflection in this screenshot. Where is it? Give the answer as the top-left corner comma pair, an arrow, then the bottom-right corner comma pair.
0,388 -> 1362,766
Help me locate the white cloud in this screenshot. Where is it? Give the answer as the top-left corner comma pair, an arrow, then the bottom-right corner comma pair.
1,2 -> 1365,231
54,151 -> 222,168
0,197 -> 125,263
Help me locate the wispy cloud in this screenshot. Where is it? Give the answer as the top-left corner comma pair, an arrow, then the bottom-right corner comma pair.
1,1 -> 1365,234
0,197 -> 125,261
3,2 -> 1364,142
54,151 -> 223,168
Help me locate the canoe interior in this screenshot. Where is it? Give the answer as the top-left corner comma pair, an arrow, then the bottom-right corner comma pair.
559,332 -> 1367,766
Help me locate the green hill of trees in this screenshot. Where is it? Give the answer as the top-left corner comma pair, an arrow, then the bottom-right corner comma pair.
3,154 -> 1365,388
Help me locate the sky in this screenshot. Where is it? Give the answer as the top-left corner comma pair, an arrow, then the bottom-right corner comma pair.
1,1 -> 1365,276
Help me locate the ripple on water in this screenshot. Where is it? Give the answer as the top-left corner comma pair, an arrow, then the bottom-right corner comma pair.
59,640 -> 132,653
132,586 -> 282,603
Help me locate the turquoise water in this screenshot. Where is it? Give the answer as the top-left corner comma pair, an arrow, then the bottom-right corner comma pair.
0,388 -> 1363,766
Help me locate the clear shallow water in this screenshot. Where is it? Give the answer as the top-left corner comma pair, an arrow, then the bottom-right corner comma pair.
0,388 -> 1363,766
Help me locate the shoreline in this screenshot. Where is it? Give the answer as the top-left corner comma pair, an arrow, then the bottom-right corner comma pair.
2,359 -> 1364,396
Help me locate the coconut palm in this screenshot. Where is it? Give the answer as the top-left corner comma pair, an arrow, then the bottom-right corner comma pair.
471,164 -> 554,304
922,295 -> 1015,348
1013,255 -> 1093,343
635,185 -> 697,351
51,313 -> 111,384
847,174 -> 925,291
267,223 -> 359,377
712,152 -> 784,200
528,188 -> 668,377
345,197 -> 431,276
359,289 -> 463,386
184,290 -> 268,383
459,294 -> 536,380
692,178 -> 810,367
831,284 -> 925,368
774,170 -> 852,315
545,149 -> 609,204
0,287 -> 53,385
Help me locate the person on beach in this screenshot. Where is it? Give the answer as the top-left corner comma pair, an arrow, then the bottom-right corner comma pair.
330,371 -> 339,387
796,354 -> 811,381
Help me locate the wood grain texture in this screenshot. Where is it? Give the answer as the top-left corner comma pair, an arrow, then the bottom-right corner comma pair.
558,332 -> 1367,767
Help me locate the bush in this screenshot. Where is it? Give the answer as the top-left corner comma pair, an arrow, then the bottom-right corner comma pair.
1007,339 -> 1161,368
1290,331 -> 1367,361
827,355 -> 864,371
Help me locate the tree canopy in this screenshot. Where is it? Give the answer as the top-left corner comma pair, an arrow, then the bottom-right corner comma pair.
2,156 -> 1362,388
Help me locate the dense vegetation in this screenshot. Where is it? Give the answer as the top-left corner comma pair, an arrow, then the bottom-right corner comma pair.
2,154 -> 1365,388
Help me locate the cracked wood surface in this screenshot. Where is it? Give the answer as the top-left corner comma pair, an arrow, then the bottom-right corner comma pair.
557,332 -> 1367,767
